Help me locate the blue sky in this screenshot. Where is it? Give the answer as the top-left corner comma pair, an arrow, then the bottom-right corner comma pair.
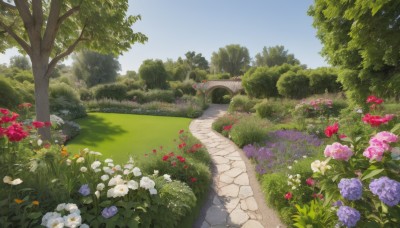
0,0 -> 328,74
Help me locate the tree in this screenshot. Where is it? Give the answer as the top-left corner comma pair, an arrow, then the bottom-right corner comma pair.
308,0 -> 400,103
184,51 -> 209,70
0,1 -> 147,139
10,55 -> 31,70
254,45 -> 301,67
139,59 -> 169,89
211,44 -> 250,76
277,71 -> 310,99
73,50 -> 121,87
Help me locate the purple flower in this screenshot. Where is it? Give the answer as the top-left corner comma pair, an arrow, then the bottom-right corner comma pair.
78,184 -> 91,196
102,206 -> 118,219
338,178 -> 362,200
337,206 -> 360,227
369,177 -> 400,207
332,200 -> 343,207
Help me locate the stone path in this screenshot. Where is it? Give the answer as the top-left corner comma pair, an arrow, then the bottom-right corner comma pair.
190,104 -> 283,228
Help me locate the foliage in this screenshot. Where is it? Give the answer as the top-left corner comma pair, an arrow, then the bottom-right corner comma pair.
308,0 -> 400,104
277,71 -> 310,99
184,51 -> 209,70
12,70 -> 34,83
254,45 -> 301,67
0,77 -> 23,109
230,115 -> 270,147
292,98 -> 347,120
49,83 -> 86,120
211,44 -> 250,76
212,113 -> 243,137
72,51 -> 121,87
292,200 -> 336,228
206,72 -> 231,80
61,121 -> 81,143
211,88 -> 231,104
146,90 -> 175,103
307,67 -> 341,94
228,95 -> 258,113
255,99 -> 295,122
9,55 -> 31,70
92,83 -> 128,101
79,88 -> 93,101
139,59 -> 169,89
170,79 -> 196,97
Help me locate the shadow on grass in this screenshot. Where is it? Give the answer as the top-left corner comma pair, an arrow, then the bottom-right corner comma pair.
67,114 -> 127,148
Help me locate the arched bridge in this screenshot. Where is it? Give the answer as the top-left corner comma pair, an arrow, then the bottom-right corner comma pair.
193,80 -> 243,96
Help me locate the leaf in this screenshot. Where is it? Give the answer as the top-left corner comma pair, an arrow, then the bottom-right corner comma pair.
27,212 -> 42,219
362,169 -> 384,181
391,123 -> 400,134
82,197 -> 93,204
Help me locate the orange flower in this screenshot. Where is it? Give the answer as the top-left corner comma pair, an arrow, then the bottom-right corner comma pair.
14,198 -> 24,204
61,146 -> 69,157
73,154 -> 80,159
32,200 -> 39,206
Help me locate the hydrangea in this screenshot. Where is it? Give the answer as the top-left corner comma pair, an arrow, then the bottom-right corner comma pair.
363,146 -> 385,161
78,184 -> 90,196
369,177 -> 400,207
338,178 -> 362,200
337,206 -> 360,227
101,206 -> 118,219
324,142 -> 353,161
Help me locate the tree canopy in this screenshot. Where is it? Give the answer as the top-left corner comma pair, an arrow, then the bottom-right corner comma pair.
139,59 -> 169,89
211,44 -> 250,76
0,0 -> 147,139
254,45 -> 301,67
73,50 -> 121,87
309,0 -> 400,103
10,55 -> 31,70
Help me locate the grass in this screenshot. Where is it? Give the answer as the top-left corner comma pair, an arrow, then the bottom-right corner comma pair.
66,113 -> 192,164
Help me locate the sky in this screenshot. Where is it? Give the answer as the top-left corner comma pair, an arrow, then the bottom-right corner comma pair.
0,0 -> 328,74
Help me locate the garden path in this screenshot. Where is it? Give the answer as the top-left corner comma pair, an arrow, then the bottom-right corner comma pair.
190,104 -> 284,228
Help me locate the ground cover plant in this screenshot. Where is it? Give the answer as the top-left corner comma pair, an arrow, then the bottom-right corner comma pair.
67,113 -> 192,164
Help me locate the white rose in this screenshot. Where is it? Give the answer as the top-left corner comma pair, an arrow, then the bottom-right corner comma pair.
3,176 -> 12,184
91,161 -> 101,170
101,174 -> 109,181
46,217 -> 64,228
80,167 -> 87,172
111,184 -> 129,197
163,174 -> 172,182
127,180 -> 138,190
97,183 -> 105,191
56,203 -> 66,211
140,177 -> 155,190
41,212 -> 61,226
76,157 -> 85,163
132,167 -> 142,177
64,203 -> 78,212
63,213 -> 82,228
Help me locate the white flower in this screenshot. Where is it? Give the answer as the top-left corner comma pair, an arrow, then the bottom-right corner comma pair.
149,188 -> 157,195
163,174 -> 172,182
82,148 -> 89,154
153,170 -> 159,176
101,175 -> 109,181
64,203 -> 79,213
311,160 -> 331,175
123,169 -> 130,175
127,180 -> 138,190
294,160 -> 298,163
112,184 -> 129,197
3,176 -> 12,184
91,161 -> 101,170
114,165 -> 122,171
311,160 -> 321,173
140,177 -> 155,190
94,168 -> 101,173
292,186 -> 296,190
105,158 -> 113,163
37,139 -> 43,146
302,155 -> 308,159
108,163 -> 114,167
51,179 -> 58,183
132,167 -> 142,177
63,213 -> 82,228
29,160 -> 39,172
95,190 -> 100,199
108,175 -> 124,186
107,188 -> 114,198
79,224 -> 89,228
124,164 -> 134,170
127,157 -> 134,164
80,167 -> 87,172
97,183 -> 105,191
89,151 -> 102,156
103,167 -> 113,175
55,140 -> 58,143
66,159 -> 72,166
46,217 -> 64,228
76,157 -> 85,163
41,212 -> 61,226
10,178 -> 23,185
287,166 -> 292,170
356,109 -> 363,114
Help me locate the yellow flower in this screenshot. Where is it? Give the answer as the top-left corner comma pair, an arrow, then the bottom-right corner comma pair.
61,146 -> 69,157
14,198 -> 24,204
32,200 -> 39,206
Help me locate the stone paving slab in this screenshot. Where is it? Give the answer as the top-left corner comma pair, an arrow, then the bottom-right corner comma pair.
190,104 -> 284,228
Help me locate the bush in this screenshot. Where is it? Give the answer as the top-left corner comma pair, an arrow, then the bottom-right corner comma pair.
0,77 -> 22,109
228,95 -> 258,113
146,89 -> 175,103
255,99 -> 296,122
230,115 -> 270,147
79,88 -> 93,101
308,67 -> 342,94
139,59 -> 169,89
242,67 -> 279,98
212,113 -> 243,137
277,71 -> 310,99
49,82 -> 86,120
170,79 -> 196,97
61,120 -> 81,142
126,89 -> 146,103
93,83 -> 128,101
262,173 -> 288,210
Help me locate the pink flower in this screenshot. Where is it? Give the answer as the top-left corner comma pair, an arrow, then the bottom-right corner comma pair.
362,114 -> 394,127
369,138 -> 390,151
366,95 -> 378,103
374,131 -> 398,144
32,121 -> 45,128
324,142 -> 353,161
284,192 -> 293,200
306,178 -> 315,186
363,146 -> 385,161
223,125 -> 232,131
325,122 -> 339,138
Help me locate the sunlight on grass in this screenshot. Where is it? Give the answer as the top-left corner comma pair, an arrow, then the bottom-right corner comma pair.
66,113 -> 192,164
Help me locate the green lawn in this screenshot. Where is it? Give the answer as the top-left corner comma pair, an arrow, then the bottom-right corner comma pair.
66,113 -> 192,164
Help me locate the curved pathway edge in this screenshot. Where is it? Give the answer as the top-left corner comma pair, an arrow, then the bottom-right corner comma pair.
190,104 -> 284,228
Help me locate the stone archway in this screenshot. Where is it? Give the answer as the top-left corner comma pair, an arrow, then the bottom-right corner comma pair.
193,80 -> 243,104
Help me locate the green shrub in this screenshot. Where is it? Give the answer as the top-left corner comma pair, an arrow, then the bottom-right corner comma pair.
212,113 -> 243,135
262,173 -> 288,210
119,78 -> 144,91
0,77 -> 22,109
308,67 -> 342,94
79,88 -> 93,101
49,82 -> 86,120
93,83 -> 128,101
13,70 -> 34,83
255,99 -> 296,122
170,79 -> 196,97
228,95 -> 258,113
126,89 -> 146,103
146,89 -> 175,103
242,67 -> 279,98
277,71 -> 310,99
230,115 -> 270,147
139,59 -> 169,89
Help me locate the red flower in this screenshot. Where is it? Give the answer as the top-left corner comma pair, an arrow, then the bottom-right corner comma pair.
10,113 -> 19,121
189,143 -> 202,152
284,192 -> 293,200
306,178 -> 315,186
324,122 -> 339,138
339,134 -> 347,139
32,121 -> 45,128
168,152 -> 175,157
190,177 -> 197,183
179,129 -> 184,134
152,149 -> 157,153
4,122 -> 28,142
43,143 -> 51,149
162,155 -> 169,161
44,121 -> 52,127
223,125 -> 232,131
18,103 -> 32,109
312,193 -> 324,199
0,108 -> 9,115
362,113 -> 394,127
366,95 -> 384,104
178,142 -> 186,149
177,155 -> 185,163
171,162 -> 177,167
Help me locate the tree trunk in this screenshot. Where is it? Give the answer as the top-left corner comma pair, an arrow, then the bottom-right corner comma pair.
32,59 -> 51,141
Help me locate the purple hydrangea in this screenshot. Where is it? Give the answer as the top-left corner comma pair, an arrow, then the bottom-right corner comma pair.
338,178 -> 363,200
337,206 -> 360,227
369,176 -> 400,207
78,184 -> 91,196
102,206 -> 118,219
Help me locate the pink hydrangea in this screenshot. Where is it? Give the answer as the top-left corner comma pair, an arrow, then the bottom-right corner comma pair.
363,146 -> 385,161
374,131 -> 398,144
324,142 -> 353,161
369,138 -> 390,151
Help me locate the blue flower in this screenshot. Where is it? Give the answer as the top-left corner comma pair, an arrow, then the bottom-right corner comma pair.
369,176 -> 400,207
337,206 -> 360,227
338,178 -> 362,200
102,206 -> 118,219
78,184 -> 91,196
